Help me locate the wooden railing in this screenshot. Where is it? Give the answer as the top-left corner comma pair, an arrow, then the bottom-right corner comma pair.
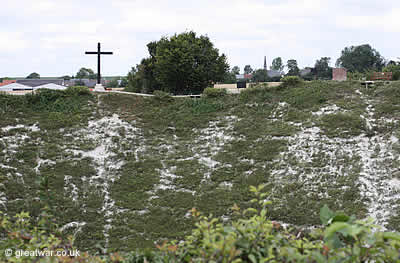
371,72 -> 392,80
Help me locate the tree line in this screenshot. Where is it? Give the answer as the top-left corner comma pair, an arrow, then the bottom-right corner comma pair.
5,32 -> 399,94
125,31 -> 399,94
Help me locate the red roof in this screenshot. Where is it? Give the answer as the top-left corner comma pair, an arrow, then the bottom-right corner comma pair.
0,80 -> 16,87
244,74 -> 252,79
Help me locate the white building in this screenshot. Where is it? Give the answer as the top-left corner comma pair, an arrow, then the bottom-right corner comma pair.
0,83 -> 32,91
33,83 -> 67,90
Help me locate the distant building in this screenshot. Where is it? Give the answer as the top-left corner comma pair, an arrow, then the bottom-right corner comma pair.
65,79 -> 104,88
0,79 -> 16,87
16,79 -> 64,87
0,83 -> 31,91
235,74 -> 253,81
332,68 -> 347,81
33,83 -> 67,91
300,67 -> 313,77
266,70 -> 282,78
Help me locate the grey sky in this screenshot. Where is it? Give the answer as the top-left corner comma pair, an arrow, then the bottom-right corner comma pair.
1,0 -> 399,77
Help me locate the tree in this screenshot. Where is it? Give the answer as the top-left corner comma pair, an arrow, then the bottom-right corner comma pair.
251,69 -> 269,82
127,67 -> 143,92
76,68 -> 97,79
26,72 -> 40,79
132,31 -> 229,95
383,64 -> 400,80
119,77 -> 128,87
59,75 -> 71,80
336,44 -> 385,72
74,79 -> 85,86
314,57 -> 332,79
106,79 -> 119,88
271,57 -> 284,72
244,65 -> 253,74
223,72 -> 236,84
286,59 -> 299,76
231,66 -> 240,75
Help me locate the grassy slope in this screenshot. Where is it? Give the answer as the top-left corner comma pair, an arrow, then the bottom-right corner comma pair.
0,81 -> 399,252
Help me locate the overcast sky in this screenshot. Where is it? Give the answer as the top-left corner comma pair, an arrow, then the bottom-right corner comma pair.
1,0 -> 399,77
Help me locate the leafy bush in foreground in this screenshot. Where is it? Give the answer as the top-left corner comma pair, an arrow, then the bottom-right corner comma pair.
1,185 -> 400,262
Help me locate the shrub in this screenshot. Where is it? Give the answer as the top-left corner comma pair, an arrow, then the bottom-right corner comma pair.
202,87 -> 227,98
184,98 -> 225,114
239,86 -> 274,103
383,64 -> 400,80
153,90 -> 173,102
347,71 -> 366,81
2,185 -> 400,262
320,112 -> 366,137
127,185 -> 400,262
281,76 -> 303,87
65,86 -> 91,96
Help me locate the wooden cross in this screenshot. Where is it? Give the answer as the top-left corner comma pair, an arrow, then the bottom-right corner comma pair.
85,42 -> 113,85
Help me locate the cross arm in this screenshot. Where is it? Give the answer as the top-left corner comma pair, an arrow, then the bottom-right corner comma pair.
85,52 -> 113,55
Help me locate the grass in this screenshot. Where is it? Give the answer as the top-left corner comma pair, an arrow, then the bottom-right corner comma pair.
1,81 -> 399,252
319,112 -> 366,137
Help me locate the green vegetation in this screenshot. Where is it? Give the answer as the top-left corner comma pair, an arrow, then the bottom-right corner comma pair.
319,113 -> 366,138
75,67 -> 97,80
280,76 -> 303,87
286,59 -> 300,76
127,31 -> 229,95
271,57 -> 284,72
0,86 -> 93,129
251,69 -> 269,82
1,185 -> 399,262
314,57 -> 332,80
383,63 -> 400,80
26,72 -> 40,79
336,44 -> 385,72
202,87 -> 227,98
1,80 -> 399,258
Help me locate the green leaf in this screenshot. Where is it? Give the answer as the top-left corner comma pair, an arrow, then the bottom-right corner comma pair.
383,232 -> 400,241
344,225 -> 363,238
332,213 -> 350,223
320,205 -> 335,225
244,208 -> 258,215
311,252 -> 327,263
324,222 -> 349,240
248,254 -> 257,263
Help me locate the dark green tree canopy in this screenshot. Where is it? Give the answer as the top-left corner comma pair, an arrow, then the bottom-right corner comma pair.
314,57 -> 332,79
154,31 -> 229,94
26,72 -> 40,79
221,67 -> 237,84
271,57 -> 284,72
244,65 -> 253,74
231,66 -> 240,75
128,31 -> 229,95
76,68 -> 97,79
383,64 -> 400,80
286,59 -> 300,76
106,79 -> 119,88
336,44 -> 385,72
59,75 -> 71,80
251,69 -> 269,82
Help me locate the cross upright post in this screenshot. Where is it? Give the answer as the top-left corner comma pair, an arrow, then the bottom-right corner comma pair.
85,42 -> 113,86
97,42 -> 101,84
